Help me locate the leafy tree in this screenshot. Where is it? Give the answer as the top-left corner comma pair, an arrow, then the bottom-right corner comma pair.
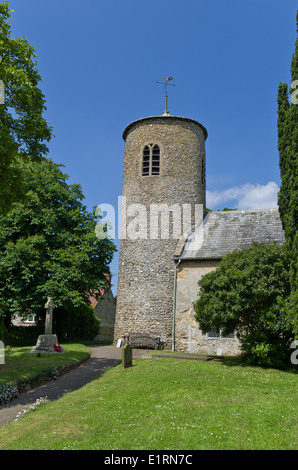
194,243 -> 292,367
0,3 -> 53,212
277,11 -> 298,334
0,157 -> 116,339
218,208 -> 238,211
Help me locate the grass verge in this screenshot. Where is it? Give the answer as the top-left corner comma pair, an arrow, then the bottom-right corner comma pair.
0,344 -> 90,391
0,357 -> 297,450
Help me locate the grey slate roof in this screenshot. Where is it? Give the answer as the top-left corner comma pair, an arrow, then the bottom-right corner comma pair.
176,208 -> 285,260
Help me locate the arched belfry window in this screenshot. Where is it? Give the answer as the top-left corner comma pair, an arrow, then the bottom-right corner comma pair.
142,145 -> 150,176
142,144 -> 160,176
151,145 -> 160,175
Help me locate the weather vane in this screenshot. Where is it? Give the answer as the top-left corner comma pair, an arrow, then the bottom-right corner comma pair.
157,76 -> 175,116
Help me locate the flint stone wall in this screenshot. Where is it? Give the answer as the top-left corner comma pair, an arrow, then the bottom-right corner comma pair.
114,116 -> 207,346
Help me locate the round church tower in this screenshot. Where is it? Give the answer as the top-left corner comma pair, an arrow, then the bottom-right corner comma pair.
114,114 -> 208,347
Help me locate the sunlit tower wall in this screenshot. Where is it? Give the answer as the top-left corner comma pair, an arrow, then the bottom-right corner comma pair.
114,115 -> 208,347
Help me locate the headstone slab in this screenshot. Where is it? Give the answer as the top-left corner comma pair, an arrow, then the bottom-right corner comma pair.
31,334 -> 58,353
122,344 -> 132,369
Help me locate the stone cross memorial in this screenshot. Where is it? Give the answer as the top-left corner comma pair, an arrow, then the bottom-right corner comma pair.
31,297 -> 60,353
44,297 -> 55,335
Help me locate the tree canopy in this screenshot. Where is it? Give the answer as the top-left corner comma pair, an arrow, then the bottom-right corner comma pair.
0,157 -> 116,336
277,11 -> 298,334
0,3 -> 53,212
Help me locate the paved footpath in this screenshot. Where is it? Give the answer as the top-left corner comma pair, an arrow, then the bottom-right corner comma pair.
0,345 -> 150,427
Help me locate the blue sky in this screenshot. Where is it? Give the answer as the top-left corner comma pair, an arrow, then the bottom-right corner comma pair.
7,0 -> 298,293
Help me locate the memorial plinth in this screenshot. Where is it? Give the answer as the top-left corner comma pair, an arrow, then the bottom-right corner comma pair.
31,297 -> 60,353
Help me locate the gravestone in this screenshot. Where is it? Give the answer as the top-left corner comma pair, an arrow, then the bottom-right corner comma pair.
122,344 -> 132,369
31,297 -> 60,353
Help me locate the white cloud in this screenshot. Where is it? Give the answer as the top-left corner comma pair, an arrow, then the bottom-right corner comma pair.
206,181 -> 279,210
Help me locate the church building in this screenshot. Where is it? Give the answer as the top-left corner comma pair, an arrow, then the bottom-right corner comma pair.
113,103 -> 285,355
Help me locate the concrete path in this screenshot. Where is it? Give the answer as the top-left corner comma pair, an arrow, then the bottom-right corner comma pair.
0,345 -> 150,427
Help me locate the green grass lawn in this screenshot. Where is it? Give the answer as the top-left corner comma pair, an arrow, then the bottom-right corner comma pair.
0,343 -> 90,388
0,356 -> 297,450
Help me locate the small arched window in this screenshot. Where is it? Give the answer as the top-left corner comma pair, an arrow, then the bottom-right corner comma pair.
142,144 -> 160,176
142,145 -> 150,176
151,145 -> 160,175
202,158 -> 206,186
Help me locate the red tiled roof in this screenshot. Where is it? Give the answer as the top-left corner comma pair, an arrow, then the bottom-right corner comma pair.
88,274 -> 112,307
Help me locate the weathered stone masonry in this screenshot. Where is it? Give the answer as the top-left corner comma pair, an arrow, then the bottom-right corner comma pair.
174,209 -> 285,354
114,116 -> 208,346
113,112 -> 285,355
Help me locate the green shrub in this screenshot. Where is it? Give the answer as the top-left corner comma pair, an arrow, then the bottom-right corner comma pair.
4,325 -> 44,347
1,302 -> 100,347
53,302 -> 100,341
242,335 -> 292,369
194,242 -> 293,368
